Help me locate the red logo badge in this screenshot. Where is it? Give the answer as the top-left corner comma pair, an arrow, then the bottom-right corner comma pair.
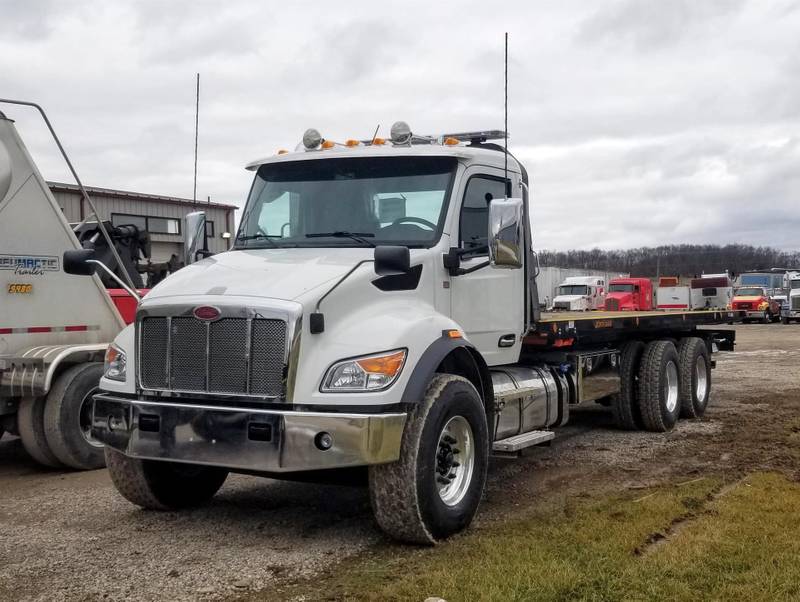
193,306 -> 221,320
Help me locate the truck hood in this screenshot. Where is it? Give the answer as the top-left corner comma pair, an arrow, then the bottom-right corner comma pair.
733,296 -> 765,303
144,248 -> 373,303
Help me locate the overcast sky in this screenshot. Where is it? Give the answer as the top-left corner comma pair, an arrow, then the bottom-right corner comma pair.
2,0 -> 798,250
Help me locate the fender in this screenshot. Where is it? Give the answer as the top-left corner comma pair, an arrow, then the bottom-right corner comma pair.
401,334 -> 493,406
0,343 -> 106,398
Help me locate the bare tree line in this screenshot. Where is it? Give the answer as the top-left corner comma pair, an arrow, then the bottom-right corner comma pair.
538,244 -> 800,278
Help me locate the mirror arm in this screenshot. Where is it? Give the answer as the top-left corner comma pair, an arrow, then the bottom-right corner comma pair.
86,260 -> 141,302
454,260 -> 490,276
443,246 -> 490,276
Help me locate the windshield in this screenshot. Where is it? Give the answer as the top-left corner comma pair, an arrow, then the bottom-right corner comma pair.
609,283 -> 634,293
791,280 -> 800,290
736,287 -> 764,296
558,285 -> 589,296
235,156 -> 457,249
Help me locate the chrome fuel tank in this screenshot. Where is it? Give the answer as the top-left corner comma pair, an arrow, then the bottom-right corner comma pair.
491,366 -> 563,440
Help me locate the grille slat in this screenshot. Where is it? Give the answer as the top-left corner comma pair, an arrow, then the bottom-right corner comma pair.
250,320 -> 287,396
792,297 -> 800,311
140,315 -> 287,398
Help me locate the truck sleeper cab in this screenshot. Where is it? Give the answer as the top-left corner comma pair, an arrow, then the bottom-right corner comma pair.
551,276 -> 606,311
84,124 -> 737,544
604,277 -> 653,311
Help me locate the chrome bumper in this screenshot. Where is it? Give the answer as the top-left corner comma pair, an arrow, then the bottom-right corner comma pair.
92,393 -> 407,473
744,311 -> 767,319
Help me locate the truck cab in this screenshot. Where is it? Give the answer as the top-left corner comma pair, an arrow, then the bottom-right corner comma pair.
731,286 -> 781,323
604,277 -> 652,311
551,276 -> 606,311
781,273 -> 800,324
74,123 -> 736,545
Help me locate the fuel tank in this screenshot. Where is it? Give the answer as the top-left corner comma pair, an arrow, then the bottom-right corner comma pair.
490,366 -> 570,441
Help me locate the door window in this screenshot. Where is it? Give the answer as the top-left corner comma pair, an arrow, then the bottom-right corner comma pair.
459,176 -> 508,256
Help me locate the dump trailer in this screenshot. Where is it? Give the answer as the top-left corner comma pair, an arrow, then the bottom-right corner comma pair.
0,100 -> 147,469
76,123 -> 740,544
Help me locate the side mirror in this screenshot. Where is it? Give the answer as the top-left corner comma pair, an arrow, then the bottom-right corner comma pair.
488,197 -> 524,269
184,211 -> 208,265
63,249 -> 97,276
374,245 -> 410,276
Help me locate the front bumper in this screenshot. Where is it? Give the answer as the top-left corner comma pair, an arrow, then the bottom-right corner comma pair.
744,310 -> 768,319
92,393 -> 407,473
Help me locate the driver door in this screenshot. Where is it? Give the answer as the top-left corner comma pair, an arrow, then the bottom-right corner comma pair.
449,169 -> 525,365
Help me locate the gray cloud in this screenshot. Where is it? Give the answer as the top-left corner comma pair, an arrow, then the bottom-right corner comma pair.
1,0 -> 797,250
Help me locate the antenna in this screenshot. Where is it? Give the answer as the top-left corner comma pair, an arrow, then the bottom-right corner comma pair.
193,72 -> 200,207
371,124 -> 380,145
504,32 -> 508,198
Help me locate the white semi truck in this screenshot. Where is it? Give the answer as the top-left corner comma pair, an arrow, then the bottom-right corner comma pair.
782,272 -> 800,324
69,124 -> 739,544
550,275 -> 606,311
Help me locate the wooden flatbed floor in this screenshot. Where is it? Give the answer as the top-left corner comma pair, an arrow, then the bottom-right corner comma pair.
525,308 -> 740,349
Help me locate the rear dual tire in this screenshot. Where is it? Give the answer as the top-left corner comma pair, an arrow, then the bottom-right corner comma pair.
637,340 -> 682,432
17,363 -> 106,470
677,338 -> 711,419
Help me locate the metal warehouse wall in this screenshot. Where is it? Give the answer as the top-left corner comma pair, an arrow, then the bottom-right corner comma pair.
536,266 -> 629,306
50,184 -> 236,262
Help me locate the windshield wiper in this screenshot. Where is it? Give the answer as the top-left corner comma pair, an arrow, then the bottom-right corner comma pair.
305,231 -> 376,247
236,233 -> 281,247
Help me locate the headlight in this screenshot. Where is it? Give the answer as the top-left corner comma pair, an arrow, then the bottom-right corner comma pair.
321,349 -> 406,392
758,301 -> 769,310
104,343 -> 127,382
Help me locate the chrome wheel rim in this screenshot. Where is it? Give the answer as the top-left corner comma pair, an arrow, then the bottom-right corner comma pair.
695,356 -> 708,402
664,361 -> 679,413
79,387 -> 104,448
435,415 -> 475,507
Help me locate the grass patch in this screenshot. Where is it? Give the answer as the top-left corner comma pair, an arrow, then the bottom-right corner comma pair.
284,473 -> 800,602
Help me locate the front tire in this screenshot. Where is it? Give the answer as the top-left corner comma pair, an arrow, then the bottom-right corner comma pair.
43,363 -> 106,470
677,338 -> 711,418
106,448 -> 228,510
368,374 -> 489,544
637,340 -> 681,432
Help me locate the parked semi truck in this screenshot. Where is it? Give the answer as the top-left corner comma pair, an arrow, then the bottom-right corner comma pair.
604,277 -> 652,311
781,272 -> 800,324
550,275 -> 606,311
71,124 -> 739,544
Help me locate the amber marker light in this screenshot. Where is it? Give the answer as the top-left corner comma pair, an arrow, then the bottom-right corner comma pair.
443,137 -> 460,146
356,349 -> 406,377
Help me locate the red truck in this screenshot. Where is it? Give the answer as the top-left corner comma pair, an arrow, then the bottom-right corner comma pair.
731,286 -> 781,323
604,277 -> 654,311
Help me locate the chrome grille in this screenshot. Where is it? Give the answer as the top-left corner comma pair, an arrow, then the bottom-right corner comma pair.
139,316 -> 287,398
792,297 -> 800,311
606,299 -> 620,311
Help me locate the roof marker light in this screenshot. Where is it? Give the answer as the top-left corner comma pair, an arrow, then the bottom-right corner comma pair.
303,128 -> 322,150
321,140 -> 335,149
277,149 -> 289,155
443,137 -> 460,146
345,139 -> 360,147
372,137 -> 386,145
390,121 -> 412,145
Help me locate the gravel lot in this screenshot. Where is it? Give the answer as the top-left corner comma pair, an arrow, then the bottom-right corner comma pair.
1,324 -> 798,601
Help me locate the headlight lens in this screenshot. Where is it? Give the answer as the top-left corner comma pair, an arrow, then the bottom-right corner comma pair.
104,343 -> 127,382
758,301 -> 769,310
321,349 -> 406,392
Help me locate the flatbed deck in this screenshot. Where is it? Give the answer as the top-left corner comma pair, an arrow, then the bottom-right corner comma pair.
525,309 -> 741,349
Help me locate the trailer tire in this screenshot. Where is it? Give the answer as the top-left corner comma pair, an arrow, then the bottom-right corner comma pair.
17,396 -> 63,468
106,448 -> 228,510
43,363 -> 106,470
677,338 -> 711,419
610,341 -> 645,430
368,374 -> 488,545
637,340 -> 681,432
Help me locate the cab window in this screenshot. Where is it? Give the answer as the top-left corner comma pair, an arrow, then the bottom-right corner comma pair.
459,176 -> 508,256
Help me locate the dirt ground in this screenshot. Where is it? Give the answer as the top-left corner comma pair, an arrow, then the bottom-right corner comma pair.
1,324 -> 798,601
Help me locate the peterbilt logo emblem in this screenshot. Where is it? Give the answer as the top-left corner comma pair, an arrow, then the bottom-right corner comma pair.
193,306 -> 221,320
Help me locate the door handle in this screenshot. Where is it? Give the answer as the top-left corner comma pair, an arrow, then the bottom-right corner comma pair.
498,334 -> 516,348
